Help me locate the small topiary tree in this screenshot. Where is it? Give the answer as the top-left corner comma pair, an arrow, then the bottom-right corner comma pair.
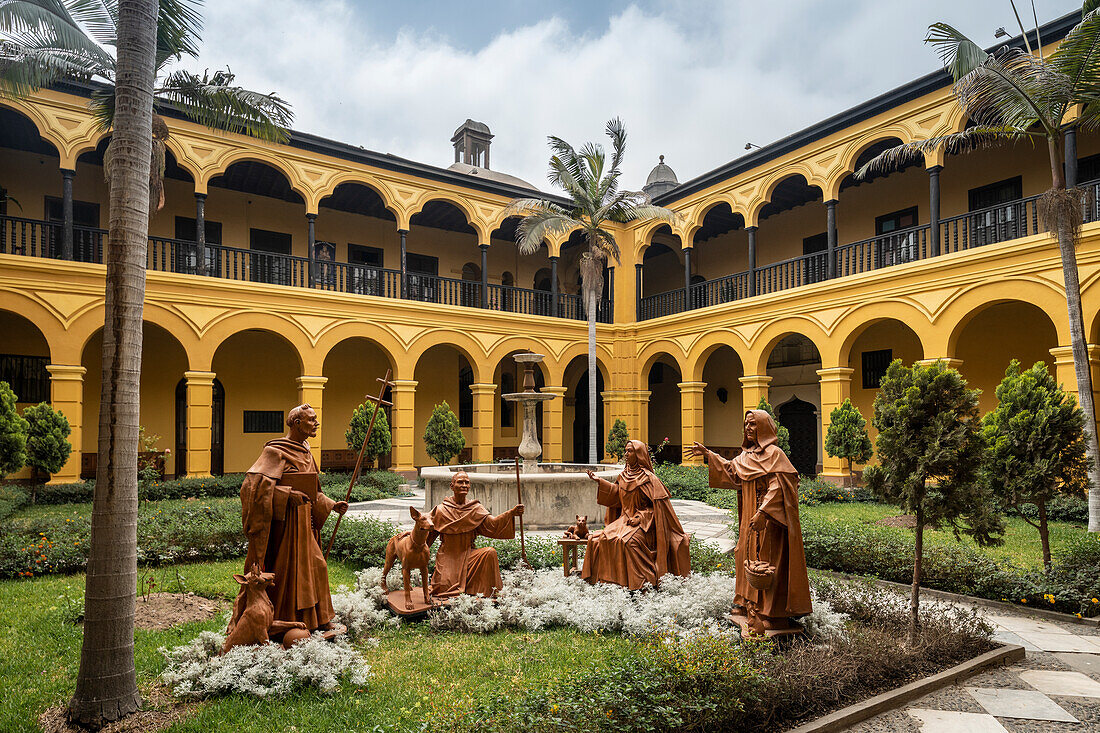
825,398 -> 873,486
0,381 -> 29,480
604,419 -> 630,462
864,359 -> 1003,645
23,402 -> 72,502
983,360 -> 1090,570
423,401 -> 465,465
346,402 -> 392,468
756,397 -> 791,455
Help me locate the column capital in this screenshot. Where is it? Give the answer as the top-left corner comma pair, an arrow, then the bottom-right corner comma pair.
540,386 -> 569,397
295,375 -> 328,389
61,167 -> 75,177
391,379 -> 418,392
305,212 -> 317,221
183,370 -> 216,386
824,198 -> 838,206
1050,345 -> 1100,364
397,228 -> 409,235
469,383 -> 497,395
45,364 -> 86,381
927,164 -> 943,174
601,388 -> 648,402
816,367 -> 855,382
194,191 -> 207,201
739,374 -> 772,389
677,381 -> 707,394
915,358 -> 963,369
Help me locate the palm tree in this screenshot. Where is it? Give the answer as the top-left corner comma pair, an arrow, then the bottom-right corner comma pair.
857,2 -> 1100,531
66,0 -> 156,726
508,119 -> 676,462
0,0 -> 293,210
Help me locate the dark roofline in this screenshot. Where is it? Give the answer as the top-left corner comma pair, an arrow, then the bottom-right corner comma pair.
652,10 -> 1083,206
49,79 -> 569,207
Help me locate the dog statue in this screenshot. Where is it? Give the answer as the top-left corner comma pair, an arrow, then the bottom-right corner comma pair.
381,506 -> 435,610
563,514 -> 589,540
222,563 -> 306,653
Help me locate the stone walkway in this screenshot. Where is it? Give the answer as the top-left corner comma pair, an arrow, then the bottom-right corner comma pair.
346,488 -> 736,550
850,609 -> 1100,731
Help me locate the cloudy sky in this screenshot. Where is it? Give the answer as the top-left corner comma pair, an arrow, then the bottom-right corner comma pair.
183,0 -> 1079,192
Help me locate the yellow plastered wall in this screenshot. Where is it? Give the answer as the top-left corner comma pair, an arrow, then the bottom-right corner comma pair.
701,346 -> 745,449
941,144 -> 1050,220
955,302 -> 1058,416
642,239 -> 683,296
836,167 -> 926,243
693,229 -> 749,281
211,331 -> 299,473
414,346 -> 468,467
846,322 -> 924,453
755,200 -> 826,267
81,325 -> 188,475
321,338 -> 393,451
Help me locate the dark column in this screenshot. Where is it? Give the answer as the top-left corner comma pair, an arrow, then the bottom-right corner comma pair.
1066,126 -> 1078,189
825,199 -> 837,279
683,247 -> 692,310
61,168 -> 74,260
635,262 -> 643,321
928,165 -> 942,257
747,226 -> 757,297
479,243 -> 488,308
550,255 -> 559,316
399,228 -> 408,299
306,213 -> 317,286
194,192 -> 207,275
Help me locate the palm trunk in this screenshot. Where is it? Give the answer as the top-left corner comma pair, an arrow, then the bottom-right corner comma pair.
910,504 -> 924,647
68,0 -> 156,725
588,288 -> 597,463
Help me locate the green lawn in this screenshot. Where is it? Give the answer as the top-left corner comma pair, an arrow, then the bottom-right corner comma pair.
10,497 -> 240,523
800,502 -> 1086,569
0,559 -> 631,733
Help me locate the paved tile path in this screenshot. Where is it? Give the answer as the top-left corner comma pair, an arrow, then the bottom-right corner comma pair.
348,489 -> 1099,731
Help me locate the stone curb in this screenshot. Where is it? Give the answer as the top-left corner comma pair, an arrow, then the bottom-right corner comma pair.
812,568 -> 1100,628
784,644 -> 1025,733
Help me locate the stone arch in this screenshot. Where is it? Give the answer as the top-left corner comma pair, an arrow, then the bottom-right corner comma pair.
684,196 -> 747,243
409,192 -> 487,242
406,331 -> 489,383
201,149 -> 311,202
833,301 -> 935,366
940,282 -> 1069,357
315,327 -> 401,377
0,102 -> 63,163
749,318 -> 831,374
198,317 -> 310,374
316,175 -> 400,219
162,135 -> 204,184
748,168 -> 824,226
0,292 -> 73,360
686,332 -> 752,382
828,132 -> 913,199
637,341 -> 689,379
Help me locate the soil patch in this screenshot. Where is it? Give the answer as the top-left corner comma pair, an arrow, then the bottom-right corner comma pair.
878,515 -> 917,529
133,592 -> 225,631
39,686 -> 196,733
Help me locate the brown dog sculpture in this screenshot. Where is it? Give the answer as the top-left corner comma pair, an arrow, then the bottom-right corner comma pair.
222,563 -> 307,653
563,514 -> 589,540
381,506 -> 435,610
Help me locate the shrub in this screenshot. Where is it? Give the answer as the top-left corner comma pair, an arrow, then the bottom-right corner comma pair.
655,463 -> 710,502
345,401 -> 392,467
824,398 -> 872,485
322,470 -> 409,502
755,397 -> 790,455
798,475 -> 875,505
0,381 -> 28,479
604,419 -> 630,462
423,401 -> 465,465
22,402 -> 72,497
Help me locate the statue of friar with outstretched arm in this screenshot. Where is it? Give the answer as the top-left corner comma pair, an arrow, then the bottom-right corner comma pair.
686,409 -> 811,635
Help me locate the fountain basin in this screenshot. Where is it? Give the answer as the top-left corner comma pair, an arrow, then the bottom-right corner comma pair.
421,463 -> 622,530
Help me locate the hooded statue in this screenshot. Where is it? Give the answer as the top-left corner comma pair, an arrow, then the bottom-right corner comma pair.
581,439 -> 691,589
702,409 -> 812,628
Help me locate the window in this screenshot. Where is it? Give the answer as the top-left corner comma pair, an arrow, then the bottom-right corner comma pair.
875,207 -> 918,235
458,366 -> 473,428
173,216 -> 222,274
0,354 -> 49,403
802,232 -> 828,283
174,216 -> 222,244
345,244 -> 384,295
45,196 -> 101,261
243,410 -> 284,433
45,196 -> 99,227
968,176 -> 1023,246
406,253 -> 439,303
249,228 -> 293,286
348,244 -> 383,268
875,206 -> 919,265
862,349 -> 893,389
1078,153 -> 1100,185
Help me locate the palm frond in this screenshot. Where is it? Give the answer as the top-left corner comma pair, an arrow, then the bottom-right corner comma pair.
951,48 -> 1065,133
1050,8 -> 1100,113
591,226 -> 621,265
0,0 -> 115,93
1088,0 -> 1100,16
514,209 -> 580,256
605,116 -> 626,174
547,153 -> 589,204
156,67 -> 293,142
0,41 -> 106,96
153,0 -> 201,70
926,22 -> 990,80
64,0 -> 115,45
856,126 -> 1037,179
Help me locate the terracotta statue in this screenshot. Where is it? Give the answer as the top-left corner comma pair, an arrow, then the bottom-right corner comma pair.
687,409 -> 812,635
427,470 -> 524,599
221,563 -> 306,653
581,440 -> 691,590
563,514 -> 589,540
227,404 -> 349,647
381,506 -> 435,611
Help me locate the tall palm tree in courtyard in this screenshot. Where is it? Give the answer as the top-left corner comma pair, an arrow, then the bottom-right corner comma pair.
858,2 -> 1100,531
65,0 -> 156,726
0,0 -> 293,210
508,119 -> 675,462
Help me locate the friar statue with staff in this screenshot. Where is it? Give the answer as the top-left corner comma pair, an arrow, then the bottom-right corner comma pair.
686,409 -> 812,636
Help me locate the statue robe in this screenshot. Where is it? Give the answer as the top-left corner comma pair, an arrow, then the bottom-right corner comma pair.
708,410 -> 812,619
229,437 -> 337,634
428,498 -> 516,598
581,440 -> 691,590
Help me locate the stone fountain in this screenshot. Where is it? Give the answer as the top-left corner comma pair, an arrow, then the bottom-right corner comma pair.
420,352 -> 621,529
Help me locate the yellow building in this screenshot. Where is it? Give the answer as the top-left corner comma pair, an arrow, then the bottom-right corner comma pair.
3,11 -> 1099,483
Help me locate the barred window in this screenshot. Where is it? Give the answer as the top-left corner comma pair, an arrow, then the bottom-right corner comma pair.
243,410 -> 284,433
862,349 -> 893,389
0,354 -> 49,403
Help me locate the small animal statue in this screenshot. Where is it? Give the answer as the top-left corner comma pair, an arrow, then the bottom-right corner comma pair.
563,514 -> 589,540
381,506 -> 435,610
221,564 -> 306,654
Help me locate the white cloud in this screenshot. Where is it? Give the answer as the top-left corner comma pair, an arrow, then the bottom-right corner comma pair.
185,0 -> 1077,192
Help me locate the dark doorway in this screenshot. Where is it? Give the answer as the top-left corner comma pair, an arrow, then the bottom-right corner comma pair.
175,377 -> 225,476
573,368 -> 604,464
778,397 -> 817,476
249,228 -> 293,285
